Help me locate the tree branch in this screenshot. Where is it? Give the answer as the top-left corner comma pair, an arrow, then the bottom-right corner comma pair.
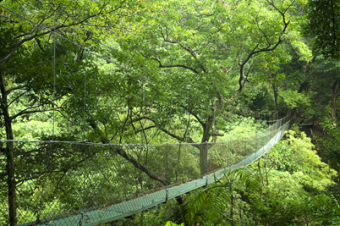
111,146 -> 169,185
0,2 -> 122,63
179,44 -> 208,73
35,37 -> 47,54
5,85 -> 27,95
136,125 -> 156,133
144,56 -> 200,74
10,108 -> 54,120
180,105 -> 205,127
132,115 -> 198,144
88,119 -> 170,185
8,90 -> 29,107
237,0 -> 292,91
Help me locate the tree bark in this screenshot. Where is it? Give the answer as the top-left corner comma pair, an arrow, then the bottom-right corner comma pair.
199,144 -> 209,175
0,65 -> 17,226
198,90 -> 229,175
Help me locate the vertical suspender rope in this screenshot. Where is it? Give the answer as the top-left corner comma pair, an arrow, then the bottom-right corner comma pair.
37,16 -> 56,223
168,91 -> 173,141
52,21 -> 56,143
207,104 -> 215,185
232,107 -> 235,136
143,81 -> 145,145
184,87 -> 189,178
186,87 -> 190,144
274,112 -> 276,131
240,108 -> 243,165
205,104 -> 209,143
165,92 -> 173,201
212,105 -> 215,135
83,50 -> 87,141
80,49 -> 87,226
243,109 -> 247,167
263,112 -> 266,148
139,80 -> 145,197
203,104 -> 209,178
243,109 -> 246,167
269,112 -> 272,132
228,106 -> 232,170
266,113 -> 271,159
229,106 -> 234,172
167,92 -> 173,144
257,112 -> 261,160
273,112 -> 276,131
141,81 -> 144,146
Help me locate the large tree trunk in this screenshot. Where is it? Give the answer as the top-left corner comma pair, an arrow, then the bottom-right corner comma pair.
331,81 -> 339,127
0,66 -> 17,226
199,111 -> 216,175
199,144 -> 209,175
197,91 -> 227,175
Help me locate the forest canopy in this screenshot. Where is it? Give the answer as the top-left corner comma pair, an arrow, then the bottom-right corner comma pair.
1,0 -> 340,225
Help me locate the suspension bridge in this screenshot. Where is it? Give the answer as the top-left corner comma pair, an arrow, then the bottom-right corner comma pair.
0,2 -> 292,226
5,115 -> 289,226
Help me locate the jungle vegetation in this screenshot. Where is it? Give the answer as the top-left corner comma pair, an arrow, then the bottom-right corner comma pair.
1,0 -> 340,225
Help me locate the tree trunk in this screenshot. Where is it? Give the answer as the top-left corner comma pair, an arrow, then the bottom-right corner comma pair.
199,145 -> 208,175
198,98 -> 219,176
331,81 -> 339,127
0,66 -> 17,226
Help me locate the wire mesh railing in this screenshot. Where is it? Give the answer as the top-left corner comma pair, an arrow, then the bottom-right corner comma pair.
0,117 -> 290,226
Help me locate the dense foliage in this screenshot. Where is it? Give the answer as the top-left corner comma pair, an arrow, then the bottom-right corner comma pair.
1,0 -> 340,225
305,0 -> 340,59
